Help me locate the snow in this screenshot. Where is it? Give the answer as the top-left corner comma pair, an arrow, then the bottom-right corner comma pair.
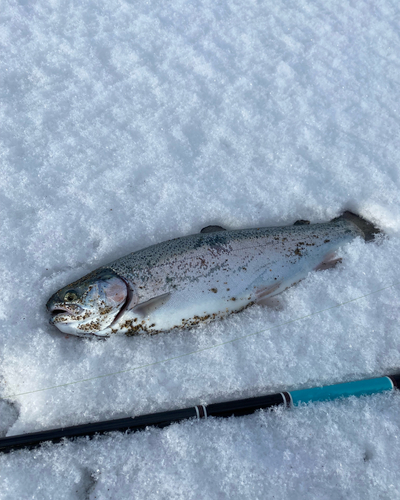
1,0 -> 400,498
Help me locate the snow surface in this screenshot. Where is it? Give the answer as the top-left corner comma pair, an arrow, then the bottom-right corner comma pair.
1,0 -> 400,498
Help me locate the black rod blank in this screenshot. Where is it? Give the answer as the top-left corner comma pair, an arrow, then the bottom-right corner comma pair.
0,393 -> 286,453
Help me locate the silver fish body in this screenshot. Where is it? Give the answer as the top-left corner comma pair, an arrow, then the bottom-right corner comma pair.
46,213 -> 377,337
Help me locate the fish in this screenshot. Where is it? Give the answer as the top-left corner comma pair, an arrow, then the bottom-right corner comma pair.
46,211 -> 380,338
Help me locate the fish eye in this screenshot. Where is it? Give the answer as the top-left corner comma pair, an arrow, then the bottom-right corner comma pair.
64,291 -> 78,302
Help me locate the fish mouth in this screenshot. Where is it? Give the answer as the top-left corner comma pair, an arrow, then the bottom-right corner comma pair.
48,304 -> 84,323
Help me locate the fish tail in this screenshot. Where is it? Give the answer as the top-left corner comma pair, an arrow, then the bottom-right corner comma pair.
332,211 -> 381,242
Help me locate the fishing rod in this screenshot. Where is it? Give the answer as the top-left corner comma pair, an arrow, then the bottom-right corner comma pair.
1,373 -> 399,454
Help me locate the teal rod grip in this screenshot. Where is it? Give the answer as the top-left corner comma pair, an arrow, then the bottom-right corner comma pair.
289,376 -> 394,406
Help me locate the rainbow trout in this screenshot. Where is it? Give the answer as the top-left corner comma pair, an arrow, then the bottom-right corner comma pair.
46,212 -> 379,337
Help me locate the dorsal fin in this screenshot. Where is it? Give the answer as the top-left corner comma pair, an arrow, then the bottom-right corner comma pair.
293,220 -> 310,226
200,225 -> 226,233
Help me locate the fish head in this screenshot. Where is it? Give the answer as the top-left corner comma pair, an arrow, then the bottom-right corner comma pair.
46,268 -> 128,336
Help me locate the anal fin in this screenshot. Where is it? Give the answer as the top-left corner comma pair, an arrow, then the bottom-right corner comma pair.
314,252 -> 342,271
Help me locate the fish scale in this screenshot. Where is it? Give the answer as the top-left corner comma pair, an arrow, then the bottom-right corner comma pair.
46,212 -> 377,337
105,221 -> 361,334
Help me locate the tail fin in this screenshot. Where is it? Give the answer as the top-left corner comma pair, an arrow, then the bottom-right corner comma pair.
332,211 -> 381,242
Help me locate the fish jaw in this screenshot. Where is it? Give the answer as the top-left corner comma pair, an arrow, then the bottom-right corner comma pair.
48,303 -> 84,326
47,301 -> 97,336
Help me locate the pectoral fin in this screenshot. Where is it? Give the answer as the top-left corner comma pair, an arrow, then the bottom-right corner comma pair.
131,293 -> 171,318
